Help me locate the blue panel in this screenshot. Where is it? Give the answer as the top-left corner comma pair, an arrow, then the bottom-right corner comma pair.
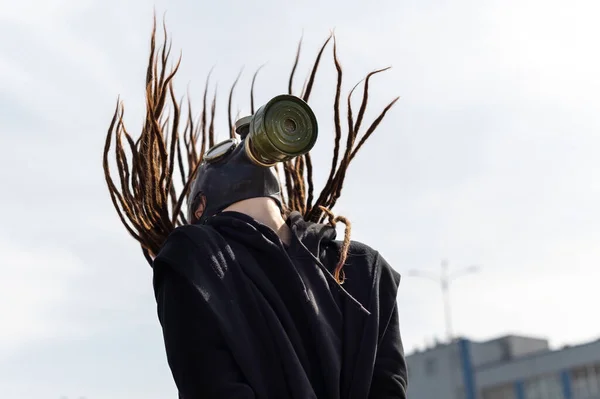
458,339 -> 476,399
560,370 -> 573,399
514,380 -> 525,399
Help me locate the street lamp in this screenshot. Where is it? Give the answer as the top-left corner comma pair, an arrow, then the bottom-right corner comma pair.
408,260 -> 480,342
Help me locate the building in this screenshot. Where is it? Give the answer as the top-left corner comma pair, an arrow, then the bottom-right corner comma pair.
406,334 -> 600,399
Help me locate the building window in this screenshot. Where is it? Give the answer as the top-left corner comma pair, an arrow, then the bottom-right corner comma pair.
572,363 -> 600,399
524,374 -> 562,399
481,384 -> 516,399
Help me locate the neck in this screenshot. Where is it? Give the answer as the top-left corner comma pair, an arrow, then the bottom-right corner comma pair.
223,197 -> 291,245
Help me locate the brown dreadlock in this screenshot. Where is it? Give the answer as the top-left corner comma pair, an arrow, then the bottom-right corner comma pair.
103,17 -> 398,283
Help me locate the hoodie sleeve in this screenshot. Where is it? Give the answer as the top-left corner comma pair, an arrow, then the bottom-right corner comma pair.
154,262 -> 256,399
368,300 -> 408,399
366,251 -> 408,399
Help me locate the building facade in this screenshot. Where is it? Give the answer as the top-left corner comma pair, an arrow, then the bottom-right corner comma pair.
406,335 -> 600,399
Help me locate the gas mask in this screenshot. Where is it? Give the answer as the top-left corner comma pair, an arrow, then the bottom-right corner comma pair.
187,95 -> 318,224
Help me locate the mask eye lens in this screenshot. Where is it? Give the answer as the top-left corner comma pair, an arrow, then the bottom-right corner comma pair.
204,138 -> 239,163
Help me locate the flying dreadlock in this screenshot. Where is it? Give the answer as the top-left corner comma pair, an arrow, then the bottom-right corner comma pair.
103,17 -> 398,283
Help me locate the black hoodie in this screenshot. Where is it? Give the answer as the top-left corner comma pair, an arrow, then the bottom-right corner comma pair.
153,211 -> 407,399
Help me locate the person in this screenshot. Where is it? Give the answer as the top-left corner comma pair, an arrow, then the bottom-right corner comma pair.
103,17 -> 408,399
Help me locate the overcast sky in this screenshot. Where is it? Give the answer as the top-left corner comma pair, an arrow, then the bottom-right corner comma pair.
1,0 -> 599,397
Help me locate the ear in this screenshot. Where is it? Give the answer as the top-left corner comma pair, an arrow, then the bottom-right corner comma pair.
194,195 -> 206,221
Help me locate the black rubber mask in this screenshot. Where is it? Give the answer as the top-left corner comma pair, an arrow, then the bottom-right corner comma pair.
187,137 -> 282,224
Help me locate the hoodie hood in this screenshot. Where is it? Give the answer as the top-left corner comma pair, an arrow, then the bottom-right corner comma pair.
285,211 -> 336,257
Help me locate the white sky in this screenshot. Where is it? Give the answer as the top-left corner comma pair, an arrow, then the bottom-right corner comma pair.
0,0 -> 599,397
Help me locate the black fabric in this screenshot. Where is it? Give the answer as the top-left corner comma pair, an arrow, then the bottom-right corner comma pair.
153,211 -> 407,398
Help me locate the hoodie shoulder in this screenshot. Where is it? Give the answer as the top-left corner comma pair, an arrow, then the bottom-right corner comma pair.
324,239 -> 401,300
351,241 -> 399,281
153,224 -> 221,269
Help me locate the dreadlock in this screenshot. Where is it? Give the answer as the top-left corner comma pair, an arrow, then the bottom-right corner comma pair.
103,16 -> 398,283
